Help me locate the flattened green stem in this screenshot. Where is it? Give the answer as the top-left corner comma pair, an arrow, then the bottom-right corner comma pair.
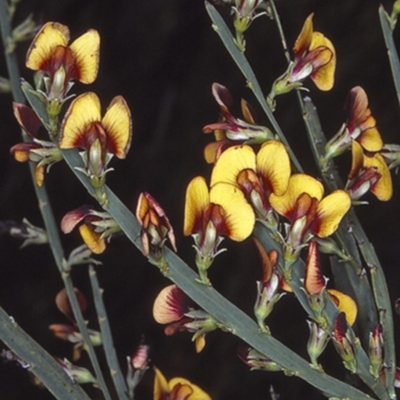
89,265 -> 130,400
302,97 -> 395,398
380,5 -> 400,109
62,146 -> 372,399
205,2 -> 303,173
0,306 -> 91,400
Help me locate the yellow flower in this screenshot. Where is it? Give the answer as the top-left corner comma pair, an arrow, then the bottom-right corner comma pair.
210,142 -> 290,225
26,22 -> 100,99
59,92 -> 132,189
153,367 -> 212,400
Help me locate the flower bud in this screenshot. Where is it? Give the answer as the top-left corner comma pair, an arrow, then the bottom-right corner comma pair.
306,320 -> 330,368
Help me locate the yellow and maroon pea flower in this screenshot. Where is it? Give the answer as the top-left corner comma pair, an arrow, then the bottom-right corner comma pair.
268,14 -> 335,108
252,238 -> 285,333
61,205 -> 120,254
203,83 -> 273,163
184,175 -> 255,284
324,86 -> 383,167
59,92 -> 132,191
269,174 -> 351,266
304,241 -> 357,327
153,284 -> 217,353
346,141 -> 392,202
332,312 -> 357,373
210,142 -> 291,227
10,103 -> 62,186
26,22 -> 100,101
136,192 -> 177,265
153,367 -> 212,400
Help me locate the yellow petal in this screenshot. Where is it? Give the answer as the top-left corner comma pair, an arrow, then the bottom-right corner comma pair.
348,140 -> 364,179
26,22 -> 70,70
257,141 -> 291,195
70,29 -> 100,84
152,285 -> 182,324
294,14 -> 313,56
168,377 -> 212,400
210,145 -> 256,186
101,96 -> 132,158
314,190 -> 351,237
195,335 -> 206,353
364,153 -> 393,201
184,176 -> 210,236
210,182 -> 255,241
304,241 -> 324,294
358,127 -> 383,152
79,224 -> 106,254
310,33 -> 336,91
59,92 -> 102,148
269,174 -> 324,219
35,165 -> 45,187
153,368 -> 169,400
136,193 -> 150,225
328,289 -> 357,326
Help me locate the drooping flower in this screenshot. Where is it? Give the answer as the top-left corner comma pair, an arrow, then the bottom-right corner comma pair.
59,92 -> 132,195
346,140 -> 392,202
61,205 -> 120,254
268,14 -> 336,108
0,218 -> 47,248
238,346 -> 283,372
10,103 -> 62,186
26,22 -> 100,101
269,174 -> 351,266
323,86 -> 383,167
54,357 -> 98,386
184,176 -> 255,284
210,142 -> 290,227
49,288 -> 101,360
136,192 -> 177,270
153,284 -> 218,353
203,83 -> 273,163
153,367 -> 212,400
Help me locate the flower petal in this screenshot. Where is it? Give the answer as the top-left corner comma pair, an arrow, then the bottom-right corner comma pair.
348,140 -> 364,180
168,378 -> 212,400
328,289 -> 357,326
153,368 -> 170,400
210,145 -> 256,186
314,190 -> 351,237
364,153 -> 393,201
309,33 -> 335,91
184,176 -> 210,236
210,182 -> 255,241
59,92 -> 102,149
257,141 -> 291,195
101,96 -> 132,158
304,241 -> 324,294
293,14 -> 313,57
26,22 -> 70,70
79,224 -> 106,254
152,284 -> 190,324
358,127 -> 383,152
69,29 -> 100,84
269,174 -> 324,220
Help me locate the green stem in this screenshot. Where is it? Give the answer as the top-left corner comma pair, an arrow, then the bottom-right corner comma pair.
0,3 -> 112,399
0,306 -> 91,400
89,265 -> 130,400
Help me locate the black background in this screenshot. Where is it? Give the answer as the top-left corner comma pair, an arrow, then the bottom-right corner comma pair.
1,0 -> 400,399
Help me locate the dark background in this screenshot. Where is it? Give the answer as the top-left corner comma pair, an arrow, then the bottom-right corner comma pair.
1,0 -> 400,399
